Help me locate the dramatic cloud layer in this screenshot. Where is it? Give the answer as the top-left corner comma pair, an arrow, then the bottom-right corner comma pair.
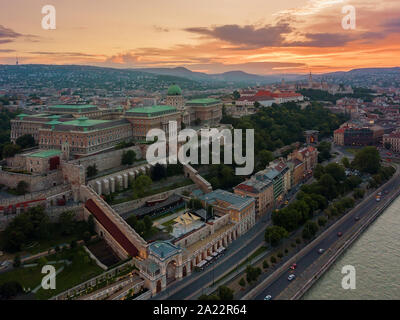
0,0 -> 400,73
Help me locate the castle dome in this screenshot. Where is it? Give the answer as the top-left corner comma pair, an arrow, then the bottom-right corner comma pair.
167,84 -> 182,96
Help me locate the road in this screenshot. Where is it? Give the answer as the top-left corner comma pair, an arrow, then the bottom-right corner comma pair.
153,215 -> 271,300
254,167 -> 400,300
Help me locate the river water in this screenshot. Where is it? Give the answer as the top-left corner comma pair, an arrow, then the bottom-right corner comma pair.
303,196 -> 400,300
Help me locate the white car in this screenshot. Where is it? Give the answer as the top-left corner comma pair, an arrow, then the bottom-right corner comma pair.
288,274 -> 296,281
264,295 -> 272,300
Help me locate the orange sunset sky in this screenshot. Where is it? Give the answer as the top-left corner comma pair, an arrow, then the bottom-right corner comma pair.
0,0 -> 399,74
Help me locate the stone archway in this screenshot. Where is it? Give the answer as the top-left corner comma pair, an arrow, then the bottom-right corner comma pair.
156,280 -> 162,293
166,260 -> 177,285
182,265 -> 187,277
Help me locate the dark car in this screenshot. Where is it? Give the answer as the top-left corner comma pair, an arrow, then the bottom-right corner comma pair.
337,232 -> 343,237
354,216 -> 360,221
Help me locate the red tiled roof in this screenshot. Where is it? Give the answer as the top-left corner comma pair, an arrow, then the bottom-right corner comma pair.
255,90 -> 273,97
85,199 -> 139,257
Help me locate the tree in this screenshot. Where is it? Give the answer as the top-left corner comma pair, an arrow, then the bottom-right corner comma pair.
317,141 -> 331,162
233,90 -> 241,100
16,134 -> 35,149
121,150 -> 136,165
126,215 -> 138,228
318,216 -> 327,227
341,157 -> 351,168
351,146 -> 381,174
135,220 -> 146,236
16,181 -> 29,195
258,150 -> 274,168
264,225 -> 289,247
2,143 -> 21,158
302,221 -> 319,240
353,188 -> 365,199
246,265 -> 261,284
132,175 -> 152,198
324,163 -> 346,182
263,260 -> 269,269
151,163 -> 167,181
83,231 -> 91,244
59,211 -> 76,235
239,278 -> 246,287
218,286 -> 234,300
313,164 -> 325,180
143,215 -> 153,233
86,164 -> 98,178
318,174 -> 338,199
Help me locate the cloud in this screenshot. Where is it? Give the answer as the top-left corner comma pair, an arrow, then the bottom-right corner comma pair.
153,25 -> 170,33
0,25 -> 22,39
29,51 -> 103,58
184,23 -> 293,49
0,25 -> 40,44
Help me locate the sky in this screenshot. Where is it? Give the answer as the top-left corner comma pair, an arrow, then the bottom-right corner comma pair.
0,0 -> 400,74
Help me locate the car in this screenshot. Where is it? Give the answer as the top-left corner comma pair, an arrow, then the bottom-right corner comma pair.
378,192 -> 382,196
289,263 -> 297,270
385,190 -> 389,194
318,248 -> 325,254
288,274 -> 296,281
354,216 -> 360,221
264,295 -> 272,300
337,232 -> 343,237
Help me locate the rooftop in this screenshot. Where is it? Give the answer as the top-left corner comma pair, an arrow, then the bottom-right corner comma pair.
167,84 -> 182,96
126,105 -> 177,117
148,241 -> 180,260
48,104 -> 98,110
62,117 -> 110,127
199,189 -> 254,211
186,98 -> 221,106
29,149 -> 62,158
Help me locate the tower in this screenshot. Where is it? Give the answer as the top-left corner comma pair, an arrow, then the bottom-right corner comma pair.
308,71 -> 313,88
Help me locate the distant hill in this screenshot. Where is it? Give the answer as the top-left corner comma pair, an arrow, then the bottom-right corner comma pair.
0,64 -> 399,89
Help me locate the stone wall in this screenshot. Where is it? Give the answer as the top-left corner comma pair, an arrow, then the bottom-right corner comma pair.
0,169 -> 63,193
69,146 -> 143,173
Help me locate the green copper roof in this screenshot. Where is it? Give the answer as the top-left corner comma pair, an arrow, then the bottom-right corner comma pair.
47,120 -> 62,125
29,149 -> 62,158
186,98 -> 220,105
46,114 -> 62,119
126,105 -> 177,115
62,117 -> 109,127
17,113 -> 29,118
167,84 -> 182,96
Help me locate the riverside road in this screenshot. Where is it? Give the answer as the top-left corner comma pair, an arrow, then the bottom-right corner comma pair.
253,167 -> 400,300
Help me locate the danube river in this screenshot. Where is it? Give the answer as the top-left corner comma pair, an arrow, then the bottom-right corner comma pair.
303,195 -> 400,300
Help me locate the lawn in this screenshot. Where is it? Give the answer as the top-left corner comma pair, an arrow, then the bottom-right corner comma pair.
0,247 -> 103,300
161,219 -> 177,227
